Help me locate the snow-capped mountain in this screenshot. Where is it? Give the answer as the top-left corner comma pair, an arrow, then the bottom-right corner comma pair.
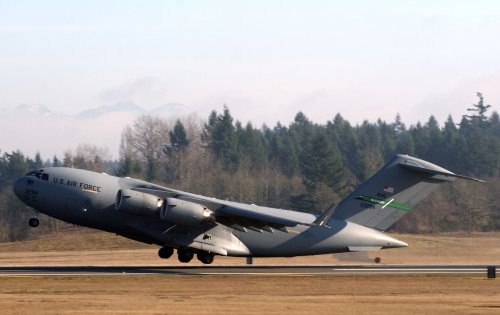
5,101 -> 190,120
0,101 -> 192,159
15,104 -> 59,117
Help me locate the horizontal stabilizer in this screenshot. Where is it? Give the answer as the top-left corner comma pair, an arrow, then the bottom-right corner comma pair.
399,161 -> 485,182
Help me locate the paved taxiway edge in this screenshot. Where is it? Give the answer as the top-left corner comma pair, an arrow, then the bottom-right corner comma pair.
0,265 -> 496,277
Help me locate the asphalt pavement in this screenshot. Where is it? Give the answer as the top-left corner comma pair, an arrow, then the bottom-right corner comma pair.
0,265 -> 495,277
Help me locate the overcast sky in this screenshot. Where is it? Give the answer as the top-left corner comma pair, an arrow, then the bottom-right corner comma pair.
2,1 -> 500,131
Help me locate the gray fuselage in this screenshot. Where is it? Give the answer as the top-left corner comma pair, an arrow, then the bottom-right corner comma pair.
13,167 -> 406,257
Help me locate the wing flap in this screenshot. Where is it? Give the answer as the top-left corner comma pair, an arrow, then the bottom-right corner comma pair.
216,205 -> 312,227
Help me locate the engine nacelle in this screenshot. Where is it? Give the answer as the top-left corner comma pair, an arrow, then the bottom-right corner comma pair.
160,198 -> 215,226
115,189 -> 163,216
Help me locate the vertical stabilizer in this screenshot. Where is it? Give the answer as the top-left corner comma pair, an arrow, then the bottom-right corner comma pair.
320,154 -> 482,231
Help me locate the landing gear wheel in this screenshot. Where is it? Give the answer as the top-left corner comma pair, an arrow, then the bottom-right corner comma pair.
158,247 -> 174,259
177,247 -> 194,263
197,252 -> 215,264
28,217 -> 39,228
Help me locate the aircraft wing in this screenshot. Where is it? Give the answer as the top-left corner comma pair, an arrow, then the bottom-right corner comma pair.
133,185 -> 316,233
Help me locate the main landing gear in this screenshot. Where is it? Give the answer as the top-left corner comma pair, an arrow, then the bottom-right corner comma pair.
158,247 -> 174,259
158,246 -> 215,264
177,247 -> 194,263
197,251 -> 214,264
28,217 -> 39,228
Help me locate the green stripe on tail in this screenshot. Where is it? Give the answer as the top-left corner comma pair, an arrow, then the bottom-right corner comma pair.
354,195 -> 412,212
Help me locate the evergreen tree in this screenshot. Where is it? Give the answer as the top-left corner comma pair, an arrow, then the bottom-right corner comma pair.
458,94 -> 495,176
394,114 -> 414,156
52,155 -> 61,167
392,113 -> 406,134
163,120 -> 190,183
292,130 -> 345,212
326,114 -> 359,183
239,122 -> 267,169
464,92 -> 491,125
289,112 -> 314,153
31,152 -> 44,169
201,110 -> 217,146
377,119 -> 397,160
301,130 -> 344,191
0,151 -> 30,188
441,115 -> 461,170
356,121 -> 384,180
203,107 -> 242,172
424,116 -> 443,163
410,122 -> 427,158
169,120 -> 190,151
62,151 -> 73,168
269,124 -> 299,177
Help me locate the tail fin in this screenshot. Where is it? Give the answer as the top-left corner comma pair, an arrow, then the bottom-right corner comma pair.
315,154 -> 483,231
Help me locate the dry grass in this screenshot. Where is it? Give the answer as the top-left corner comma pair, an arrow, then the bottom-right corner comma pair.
0,275 -> 499,314
0,228 -> 150,252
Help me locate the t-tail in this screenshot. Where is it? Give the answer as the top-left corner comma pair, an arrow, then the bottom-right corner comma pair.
315,154 -> 483,231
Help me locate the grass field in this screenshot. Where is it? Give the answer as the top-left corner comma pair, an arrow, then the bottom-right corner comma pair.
0,275 -> 499,314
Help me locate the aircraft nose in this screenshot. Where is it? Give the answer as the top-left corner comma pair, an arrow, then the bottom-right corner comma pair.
12,177 -> 26,200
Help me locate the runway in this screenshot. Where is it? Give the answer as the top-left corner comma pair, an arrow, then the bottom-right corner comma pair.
0,265 -> 495,277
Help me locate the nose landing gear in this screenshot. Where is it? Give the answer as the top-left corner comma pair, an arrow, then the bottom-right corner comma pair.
28,217 -> 39,228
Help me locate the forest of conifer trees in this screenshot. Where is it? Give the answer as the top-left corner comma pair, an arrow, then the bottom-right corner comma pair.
0,93 -> 499,242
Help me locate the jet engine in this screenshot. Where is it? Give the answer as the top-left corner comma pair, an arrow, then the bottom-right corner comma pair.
160,198 -> 215,226
115,189 -> 163,216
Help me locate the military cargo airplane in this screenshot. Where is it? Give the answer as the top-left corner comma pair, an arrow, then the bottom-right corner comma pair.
13,154 -> 481,264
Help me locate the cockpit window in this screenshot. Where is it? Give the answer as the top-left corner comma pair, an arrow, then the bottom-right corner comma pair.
25,169 -> 49,181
